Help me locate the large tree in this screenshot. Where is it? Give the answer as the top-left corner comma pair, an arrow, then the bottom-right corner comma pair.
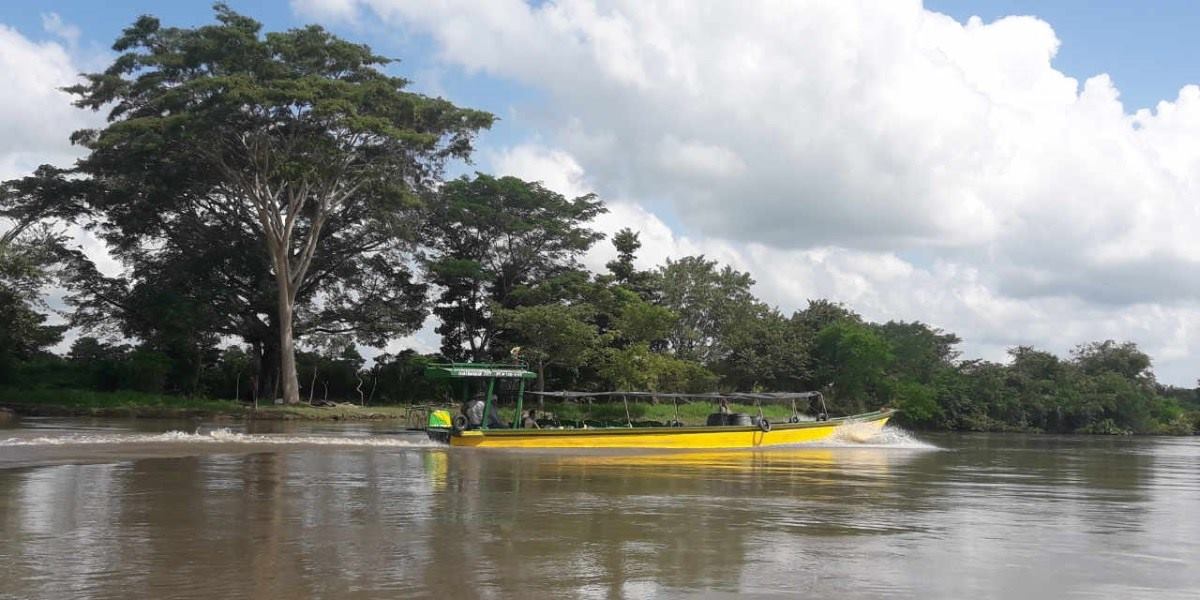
62,6 -> 492,403
423,173 -> 605,359
493,303 -> 598,391
655,256 -> 758,364
61,193 -> 427,398
810,321 -> 893,413
717,305 -> 809,391
0,167 -> 81,378
603,227 -> 654,297
874,320 -> 961,384
791,299 -> 861,339
1071,340 -> 1154,383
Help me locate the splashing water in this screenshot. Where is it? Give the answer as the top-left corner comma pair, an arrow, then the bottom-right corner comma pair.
0,428 -> 440,448
822,424 -> 939,449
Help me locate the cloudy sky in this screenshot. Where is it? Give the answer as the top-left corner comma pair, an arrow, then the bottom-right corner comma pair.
4,1 -> 1200,386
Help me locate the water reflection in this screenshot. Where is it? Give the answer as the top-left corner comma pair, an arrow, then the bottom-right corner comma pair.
418,447 -> 933,597
0,423 -> 1197,598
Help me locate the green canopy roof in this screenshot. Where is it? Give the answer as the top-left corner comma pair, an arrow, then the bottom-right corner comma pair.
423,363 -> 537,380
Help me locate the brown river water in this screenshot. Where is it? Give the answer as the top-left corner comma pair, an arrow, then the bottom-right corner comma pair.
0,417 -> 1197,599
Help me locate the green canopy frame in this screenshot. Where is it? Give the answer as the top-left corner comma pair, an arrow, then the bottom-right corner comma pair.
423,363 -> 537,429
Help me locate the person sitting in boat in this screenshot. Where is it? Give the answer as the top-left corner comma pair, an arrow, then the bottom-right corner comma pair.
718,398 -> 731,415
463,395 -> 485,429
521,409 -> 540,429
487,408 -> 506,428
463,393 -> 507,429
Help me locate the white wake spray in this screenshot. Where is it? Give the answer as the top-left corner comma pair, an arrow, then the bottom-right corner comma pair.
0,428 -> 440,448
821,424 -> 939,449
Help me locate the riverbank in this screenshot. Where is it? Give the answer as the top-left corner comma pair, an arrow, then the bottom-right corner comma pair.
2,388 -> 1195,433
0,387 -> 800,425
0,388 -> 411,421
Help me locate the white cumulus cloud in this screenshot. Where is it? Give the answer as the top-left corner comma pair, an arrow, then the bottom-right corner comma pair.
40,13 -> 80,47
0,22 -> 95,180
0,19 -> 116,355
293,0 -> 1200,385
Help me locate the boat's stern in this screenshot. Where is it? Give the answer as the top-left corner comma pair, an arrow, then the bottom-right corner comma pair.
426,409 -> 453,444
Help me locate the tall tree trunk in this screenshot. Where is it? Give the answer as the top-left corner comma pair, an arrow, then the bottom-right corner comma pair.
275,273 -> 301,404
255,339 -> 281,402
190,347 -> 204,397
367,371 -> 379,405
308,367 -> 318,405
241,163 -> 339,406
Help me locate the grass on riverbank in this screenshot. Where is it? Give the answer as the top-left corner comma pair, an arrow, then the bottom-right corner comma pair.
0,387 -> 242,412
0,387 -> 411,421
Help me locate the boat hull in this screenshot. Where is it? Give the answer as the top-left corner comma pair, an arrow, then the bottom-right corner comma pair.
448,410 -> 893,449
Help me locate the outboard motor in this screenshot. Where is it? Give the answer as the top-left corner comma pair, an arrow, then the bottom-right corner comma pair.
426,409 -> 453,443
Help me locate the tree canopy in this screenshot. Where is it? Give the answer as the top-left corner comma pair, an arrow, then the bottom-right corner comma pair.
656,256 -> 758,364
57,5 -> 493,403
0,168 -> 78,380
422,173 -> 605,359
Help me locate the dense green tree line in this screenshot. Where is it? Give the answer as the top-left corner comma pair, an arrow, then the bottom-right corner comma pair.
1,6 -> 1196,433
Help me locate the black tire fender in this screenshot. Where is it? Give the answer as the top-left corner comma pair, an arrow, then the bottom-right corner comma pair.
759,418 -> 771,433
452,414 -> 469,431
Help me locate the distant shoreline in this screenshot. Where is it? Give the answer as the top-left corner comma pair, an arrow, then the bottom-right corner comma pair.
0,402 -> 411,421
0,388 -> 413,422
1,388 -> 1194,435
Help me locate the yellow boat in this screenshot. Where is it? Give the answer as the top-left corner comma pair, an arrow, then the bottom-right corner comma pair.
423,362 -> 894,450
449,409 -> 893,449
